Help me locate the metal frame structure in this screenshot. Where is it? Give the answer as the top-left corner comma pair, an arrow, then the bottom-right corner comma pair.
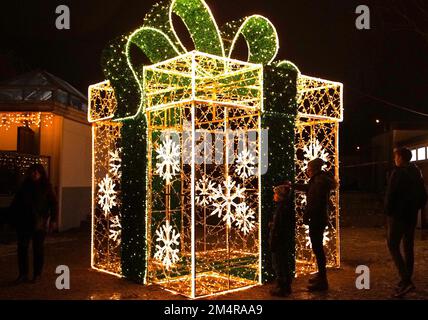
295,75 -> 343,275
144,51 -> 263,298
88,53 -> 344,297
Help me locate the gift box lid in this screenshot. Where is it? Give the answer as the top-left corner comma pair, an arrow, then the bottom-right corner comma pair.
143,50 -> 263,113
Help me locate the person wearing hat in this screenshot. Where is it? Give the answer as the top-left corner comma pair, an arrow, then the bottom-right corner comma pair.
294,158 -> 337,291
269,181 -> 294,296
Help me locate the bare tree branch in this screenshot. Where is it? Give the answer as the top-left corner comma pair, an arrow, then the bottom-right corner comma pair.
379,0 -> 428,45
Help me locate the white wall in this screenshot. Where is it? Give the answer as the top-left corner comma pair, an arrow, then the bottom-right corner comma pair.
61,118 -> 91,188
59,118 -> 91,231
40,115 -> 63,188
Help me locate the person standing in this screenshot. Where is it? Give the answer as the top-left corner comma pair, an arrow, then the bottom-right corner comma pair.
294,158 -> 337,291
10,164 -> 58,283
269,182 -> 294,297
385,147 -> 427,298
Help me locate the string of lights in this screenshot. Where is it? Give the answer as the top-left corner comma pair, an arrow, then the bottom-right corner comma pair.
89,0 -> 344,298
0,112 -> 53,130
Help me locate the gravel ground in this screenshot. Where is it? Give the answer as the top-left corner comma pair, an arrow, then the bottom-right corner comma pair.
0,226 -> 427,300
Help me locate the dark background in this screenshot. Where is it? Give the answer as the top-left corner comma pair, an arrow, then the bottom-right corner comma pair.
1,0 -> 428,156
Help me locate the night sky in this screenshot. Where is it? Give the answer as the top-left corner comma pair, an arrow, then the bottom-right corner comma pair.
1,0 -> 428,155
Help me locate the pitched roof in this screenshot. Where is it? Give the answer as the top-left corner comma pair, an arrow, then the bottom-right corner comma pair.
0,70 -> 87,111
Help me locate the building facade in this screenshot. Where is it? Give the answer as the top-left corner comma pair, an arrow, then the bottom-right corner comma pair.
0,71 -> 91,231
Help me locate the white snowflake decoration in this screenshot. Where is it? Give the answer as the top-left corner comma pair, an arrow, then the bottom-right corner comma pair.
300,194 -> 307,207
109,214 -> 121,244
210,177 -> 246,227
323,229 -> 330,246
304,225 -> 331,248
302,139 -> 329,171
98,174 -> 117,216
155,138 -> 180,184
153,221 -> 180,270
235,149 -> 256,179
234,203 -> 256,235
195,175 -> 216,207
109,149 -> 122,179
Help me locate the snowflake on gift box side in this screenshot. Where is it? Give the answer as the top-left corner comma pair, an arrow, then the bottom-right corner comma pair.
300,194 -> 307,207
153,221 -> 180,271
210,177 -> 246,227
304,225 -> 331,248
195,175 -> 216,207
235,149 -> 256,179
109,148 -> 122,179
109,214 -> 121,244
323,229 -> 331,246
302,139 -> 329,171
234,203 -> 256,235
98,174 -> 117,216
155,138 -> 180,184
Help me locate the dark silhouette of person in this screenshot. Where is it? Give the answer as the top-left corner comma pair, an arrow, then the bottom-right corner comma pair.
9,164 -> 58,283
385,147 -> 427,298
294,158 -> 337,291
269,182 -> 294,297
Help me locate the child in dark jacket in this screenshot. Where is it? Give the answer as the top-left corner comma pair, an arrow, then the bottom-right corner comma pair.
269,182 -> 295,297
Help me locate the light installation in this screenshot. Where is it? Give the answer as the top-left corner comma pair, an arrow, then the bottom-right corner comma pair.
0,112 -> 53,130
91,117 -> 122,277
143,52 -> 262,298
295,75 -> 343,274
89,0 -> 343,298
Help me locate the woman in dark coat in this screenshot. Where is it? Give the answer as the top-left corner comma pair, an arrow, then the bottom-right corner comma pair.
10,164 -> 58,283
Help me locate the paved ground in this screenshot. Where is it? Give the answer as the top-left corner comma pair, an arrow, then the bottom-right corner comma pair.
0,226 -> 427,300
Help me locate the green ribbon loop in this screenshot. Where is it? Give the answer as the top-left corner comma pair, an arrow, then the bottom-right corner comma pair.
129,0 -> 279,65
223,15 -> 279,65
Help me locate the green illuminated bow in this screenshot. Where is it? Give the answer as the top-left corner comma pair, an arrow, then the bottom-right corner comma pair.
131,0 -> 279,65
101,0 -> 288,119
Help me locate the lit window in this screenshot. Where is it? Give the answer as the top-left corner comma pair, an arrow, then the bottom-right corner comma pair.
411,149 -> 417,162
417,147 -> 426,161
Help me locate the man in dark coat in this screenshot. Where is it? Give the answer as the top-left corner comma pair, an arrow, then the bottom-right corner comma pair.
269,182 -> 294,297
385,147 -> 427,298
294,158 -> 337,291
10,164 -> 58,283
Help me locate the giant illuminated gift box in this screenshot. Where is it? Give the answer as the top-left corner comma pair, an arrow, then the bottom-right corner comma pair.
91,51 -> 263,298
145,51 -> 264,297
88,0 -> 343,298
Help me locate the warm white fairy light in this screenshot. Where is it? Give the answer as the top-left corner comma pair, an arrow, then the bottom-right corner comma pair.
88,80 -> 117,123
0,112 -> 53,130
